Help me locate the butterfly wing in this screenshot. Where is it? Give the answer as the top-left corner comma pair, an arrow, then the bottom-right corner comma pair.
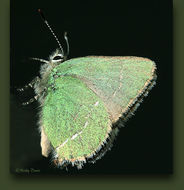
41,56 -> 156,167
55,56 -> 156,122
42,75 -> 111,167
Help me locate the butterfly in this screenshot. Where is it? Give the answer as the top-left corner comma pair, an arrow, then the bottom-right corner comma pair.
18,9 -> 157,169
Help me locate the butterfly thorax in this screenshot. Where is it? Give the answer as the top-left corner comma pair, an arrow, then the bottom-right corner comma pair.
33,50 -> 66,104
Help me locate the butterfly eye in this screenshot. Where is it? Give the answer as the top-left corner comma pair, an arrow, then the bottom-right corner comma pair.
53,55 -> 63,61
52,54 -> 64,63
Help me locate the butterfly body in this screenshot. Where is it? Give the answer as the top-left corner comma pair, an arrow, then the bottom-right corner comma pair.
33,54 -> 156,169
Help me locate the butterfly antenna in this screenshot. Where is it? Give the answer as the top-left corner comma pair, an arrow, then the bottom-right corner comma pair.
64,32 -> 69,57
38,9 -> 64,56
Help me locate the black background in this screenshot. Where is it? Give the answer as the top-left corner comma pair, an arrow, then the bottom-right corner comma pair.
10,0 -> 172,174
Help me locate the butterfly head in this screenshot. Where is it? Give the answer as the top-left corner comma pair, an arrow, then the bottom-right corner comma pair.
38,9 -> 70,65
50,49 -> 66,64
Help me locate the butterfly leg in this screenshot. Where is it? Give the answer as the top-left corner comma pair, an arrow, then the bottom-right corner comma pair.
17,76 -> 40,92
21,95 -> 39,105
21,86 -> 48,105
40,125 -> 52,157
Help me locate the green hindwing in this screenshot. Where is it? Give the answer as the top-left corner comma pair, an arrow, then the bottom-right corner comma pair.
42,76 -> 111,165
40,56 -> 156,168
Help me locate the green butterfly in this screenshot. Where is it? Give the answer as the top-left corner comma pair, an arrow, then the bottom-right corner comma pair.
19,10 -> 157,169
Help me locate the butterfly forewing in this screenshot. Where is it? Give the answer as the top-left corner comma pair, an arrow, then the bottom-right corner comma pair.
55,56 -> 156,121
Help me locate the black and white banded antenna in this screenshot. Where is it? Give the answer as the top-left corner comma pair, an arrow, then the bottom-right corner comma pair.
38,9 -> 68,57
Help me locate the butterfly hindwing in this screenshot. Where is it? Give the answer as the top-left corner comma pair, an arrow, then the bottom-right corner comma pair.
42,75 -> 111,164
